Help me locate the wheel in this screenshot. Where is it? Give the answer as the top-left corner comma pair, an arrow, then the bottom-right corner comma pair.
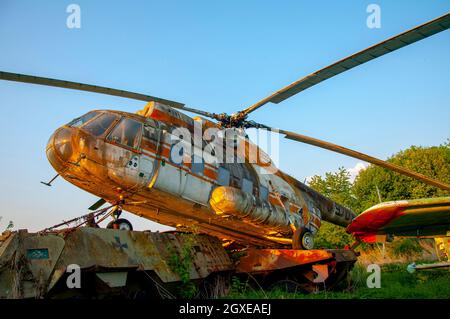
292,228 -> 314,250
107,218 -> 133,231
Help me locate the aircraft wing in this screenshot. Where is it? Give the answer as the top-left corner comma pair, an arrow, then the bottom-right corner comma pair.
346,197 -> 450,243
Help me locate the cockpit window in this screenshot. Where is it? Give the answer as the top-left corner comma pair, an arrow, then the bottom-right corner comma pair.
68,111 -> 100,127
108,117 -> 142,149
82,113 -> 119,137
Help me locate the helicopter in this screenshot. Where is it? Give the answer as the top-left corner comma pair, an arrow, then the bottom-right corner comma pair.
1,12 -> 449,250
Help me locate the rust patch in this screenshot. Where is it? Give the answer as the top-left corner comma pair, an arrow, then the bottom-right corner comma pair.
235,249 -> 334,273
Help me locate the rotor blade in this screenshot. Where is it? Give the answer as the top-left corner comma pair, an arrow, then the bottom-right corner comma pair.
240,12 -> 450,117
0,71 -> 217,120
273,128 -> 450,191
88,198 -> 107,211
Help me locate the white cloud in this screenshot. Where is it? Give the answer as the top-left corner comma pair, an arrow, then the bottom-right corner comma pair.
304,162 -> 368,186
347,162 -> 368,182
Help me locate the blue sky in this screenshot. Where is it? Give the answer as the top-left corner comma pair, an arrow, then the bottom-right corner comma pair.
0,1 -> 449,231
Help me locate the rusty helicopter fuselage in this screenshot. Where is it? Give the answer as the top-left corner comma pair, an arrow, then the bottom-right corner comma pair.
46,101 -> 355,248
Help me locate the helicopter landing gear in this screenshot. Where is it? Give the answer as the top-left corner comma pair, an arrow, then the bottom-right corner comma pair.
292,228 -> 314,250
106,204 -> 133,231
107,218 -> 133,231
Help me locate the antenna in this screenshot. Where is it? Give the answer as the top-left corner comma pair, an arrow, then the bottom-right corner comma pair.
40,174 -> 60,187
375,185 -> 383,203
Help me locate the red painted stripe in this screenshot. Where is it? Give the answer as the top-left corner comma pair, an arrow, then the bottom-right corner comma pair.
347,205 -> 406,236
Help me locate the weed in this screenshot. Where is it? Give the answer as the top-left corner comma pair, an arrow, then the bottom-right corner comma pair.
391,238 -> 423,257
225,262 -> 450,299
167,234 -> 197,298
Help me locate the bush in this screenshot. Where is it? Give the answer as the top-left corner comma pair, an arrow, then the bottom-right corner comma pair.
314,221 -> 353,249
390,238 -> 423,257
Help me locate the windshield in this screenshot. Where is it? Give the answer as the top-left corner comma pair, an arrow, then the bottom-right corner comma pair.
82,113 -> 120,137
108,117 -> 143,149
68,111 -> 100,128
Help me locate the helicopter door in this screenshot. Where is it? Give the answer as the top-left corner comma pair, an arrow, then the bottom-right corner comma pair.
152,134 -> 188,197
138,124 -> 160,188
105,117 -> 144,189
181,153 -> 212,205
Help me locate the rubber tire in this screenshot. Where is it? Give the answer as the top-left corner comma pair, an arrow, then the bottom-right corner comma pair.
107,218 -> 133,231
292,228 -> 314,250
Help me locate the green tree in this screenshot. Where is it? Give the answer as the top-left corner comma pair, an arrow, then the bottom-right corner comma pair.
308,167 -> 356,248
353,141 -> 450,212
309,167 -> 358,211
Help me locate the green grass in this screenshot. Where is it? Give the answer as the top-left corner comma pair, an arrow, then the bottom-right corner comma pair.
226,263 -> 450,299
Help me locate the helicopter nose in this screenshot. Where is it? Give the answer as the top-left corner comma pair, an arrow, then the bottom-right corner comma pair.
46,127 -> 74,170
